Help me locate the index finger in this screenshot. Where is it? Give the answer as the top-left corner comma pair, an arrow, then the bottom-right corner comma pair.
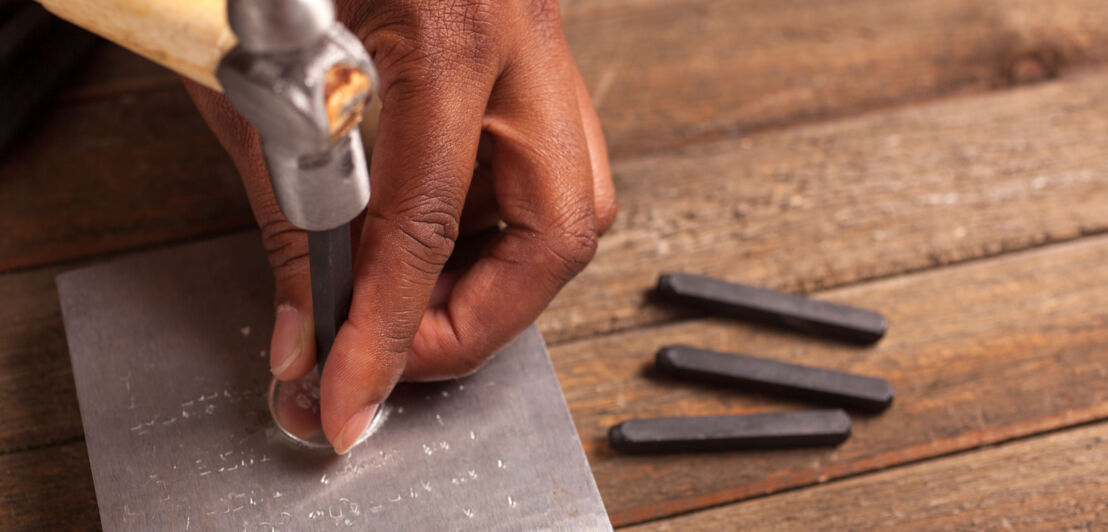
319,38 -> 495,453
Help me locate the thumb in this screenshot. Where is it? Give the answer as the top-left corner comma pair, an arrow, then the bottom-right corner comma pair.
183,79 -> 317,381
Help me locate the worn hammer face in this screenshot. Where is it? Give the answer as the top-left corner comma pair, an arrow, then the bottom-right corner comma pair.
217,19 -> 378,231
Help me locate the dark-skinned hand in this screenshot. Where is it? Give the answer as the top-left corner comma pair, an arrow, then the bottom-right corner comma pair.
186,0 -> 615,453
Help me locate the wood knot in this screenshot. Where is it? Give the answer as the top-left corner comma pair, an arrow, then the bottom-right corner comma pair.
1004,48 -> 1062,86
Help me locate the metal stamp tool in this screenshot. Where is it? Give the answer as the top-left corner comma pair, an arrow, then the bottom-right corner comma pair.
657,272 -> 888,344
656,345 -> 895,412
610,279 -> 894,454
609,410 -> 851,453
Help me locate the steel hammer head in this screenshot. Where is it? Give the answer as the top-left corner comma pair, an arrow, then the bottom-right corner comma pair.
216,0 -> 377,231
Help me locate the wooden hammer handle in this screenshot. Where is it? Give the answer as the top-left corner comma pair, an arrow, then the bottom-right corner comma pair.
36,0 -> 234,90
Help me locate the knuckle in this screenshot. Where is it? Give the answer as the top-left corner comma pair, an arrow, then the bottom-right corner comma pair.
259,217 -> 308,281
365,0 -> 499,90
436,0 -> 498,55
543,209 -> 599,278
364,28 -> 437,97
365,27 -> 419,73
390,193 -> 462,274
338,320 -> 409,387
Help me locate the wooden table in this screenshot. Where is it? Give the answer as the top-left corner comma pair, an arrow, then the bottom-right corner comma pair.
3,1 -> 1108,529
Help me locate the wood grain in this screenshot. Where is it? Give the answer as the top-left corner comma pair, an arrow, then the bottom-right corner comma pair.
567,0 -> 1108,157
6,0 -> 1108,271
550,236 -> 1108,526
540,70 -> 1108,344
627,422 -> 1108,531
59,43 -> 181,102
0,86 -> 253,272
0,265 -> 82,453
0,441 -> 98,531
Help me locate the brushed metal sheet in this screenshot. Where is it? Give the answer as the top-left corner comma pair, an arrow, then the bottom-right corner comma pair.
57,232 -> 611,531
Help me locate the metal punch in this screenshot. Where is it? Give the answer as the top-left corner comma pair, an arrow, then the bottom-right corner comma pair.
608,346 -> 869,455
609,347 -> 893,452
657,272 -> 888,344
656,345 -> 895,412
609,410 -> 851,454
609,274 -> 895,454
607,341 -> 881,452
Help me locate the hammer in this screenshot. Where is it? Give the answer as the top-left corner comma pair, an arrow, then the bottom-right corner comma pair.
37,0 -> 376,372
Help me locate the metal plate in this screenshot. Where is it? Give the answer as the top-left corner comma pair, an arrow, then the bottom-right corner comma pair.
57,232 -> 611,531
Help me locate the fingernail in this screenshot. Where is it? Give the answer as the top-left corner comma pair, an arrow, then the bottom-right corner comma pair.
270,304 -> 303,376
333,404 -> 379,455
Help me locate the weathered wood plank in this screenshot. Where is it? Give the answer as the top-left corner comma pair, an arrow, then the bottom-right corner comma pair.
0,265 -> 82,453
0,86 -> 253,271
60,0 -> 1108,130
0,441 -> 99,531
7,0 -> 1108,271
567,0 -> 1108,157
59,41 -> 179,102
550,236 -> 1108,526
541,70 -> 1108,344
626,422 -> 1108,531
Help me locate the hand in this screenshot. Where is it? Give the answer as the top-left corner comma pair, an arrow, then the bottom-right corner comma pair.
186,0 -> 616,453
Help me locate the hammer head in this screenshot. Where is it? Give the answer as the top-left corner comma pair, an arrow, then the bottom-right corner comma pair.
216,0 -> 377,231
